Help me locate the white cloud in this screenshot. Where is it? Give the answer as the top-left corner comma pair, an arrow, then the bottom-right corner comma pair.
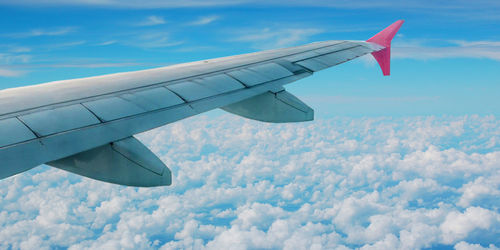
441,207 -> 500,244
455,241 -> 500,250
47,40 -> 86,49
0,0 -> 242,8
96,40 -> 117,46
123,32 -> 183,48
6,27 -> 76,38
41,62 -> 141,68
0,60 -> 142,76
0,68 -> 26,77
458,176 -> 500,208
393,40 -> 500,61
234,27 -> 323,49
0,0 -> 499,11
0,115 -> 499,248
0,53 -> 31,64
136,15 -> 166,26
7,46 -> 31,53
452,40 -> 500,47
188,16 -> 219,26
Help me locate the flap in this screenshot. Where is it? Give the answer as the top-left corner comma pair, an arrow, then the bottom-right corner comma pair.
221,90 -> 314,123
46,136 -> 171,187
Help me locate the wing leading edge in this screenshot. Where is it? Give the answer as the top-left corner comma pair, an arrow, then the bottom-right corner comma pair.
0,20 -> 404,186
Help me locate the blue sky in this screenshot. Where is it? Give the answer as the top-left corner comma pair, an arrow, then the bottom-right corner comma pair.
1,1 -> 500,249
1,0 -> 499,116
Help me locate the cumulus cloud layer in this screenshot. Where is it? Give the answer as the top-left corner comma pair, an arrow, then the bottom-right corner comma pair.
0,115 -> 499,249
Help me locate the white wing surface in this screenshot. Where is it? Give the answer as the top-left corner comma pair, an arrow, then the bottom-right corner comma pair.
0,21 -> 404,186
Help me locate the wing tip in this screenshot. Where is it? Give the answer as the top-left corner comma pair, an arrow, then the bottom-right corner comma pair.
367,20 -> 405,76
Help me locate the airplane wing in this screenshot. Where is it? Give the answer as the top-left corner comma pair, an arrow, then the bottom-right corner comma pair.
0,20 -> 404,187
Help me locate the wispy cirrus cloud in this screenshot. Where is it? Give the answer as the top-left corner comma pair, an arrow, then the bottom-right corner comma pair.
234,27 -> 323,49
0,0 -> 499,11
2,46 -> 32,53
50,40 -> 86,48
187,15 -> 219,26
29,41 -> 87,52
0,61 -> 145,78
125,32 -> 183,48
0,0 -> 241,8
0,53 -> 31,64
5,27 -> 76,38
37,62 -> 141,68
0,68 -> 27,77
451,40 -> 500,47
96,40 -> 117,46
393,40 -> 500,61
136,15 -> 166,26
0,46 -> 31,77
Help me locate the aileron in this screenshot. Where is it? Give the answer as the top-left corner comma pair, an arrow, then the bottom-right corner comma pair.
0,118 -> 37,148
166,81 -> 219,102
226,69 -> 269,87
83,97 -> 146,122
18,104 -> 100,136
119,87 -> 184,112
193,74 -> 245,93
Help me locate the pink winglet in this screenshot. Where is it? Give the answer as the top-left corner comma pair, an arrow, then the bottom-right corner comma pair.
367,20 -> 404,76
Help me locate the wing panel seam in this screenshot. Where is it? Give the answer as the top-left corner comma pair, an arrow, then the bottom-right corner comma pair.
15,117 -> 41,138
81,103 -> 104,123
